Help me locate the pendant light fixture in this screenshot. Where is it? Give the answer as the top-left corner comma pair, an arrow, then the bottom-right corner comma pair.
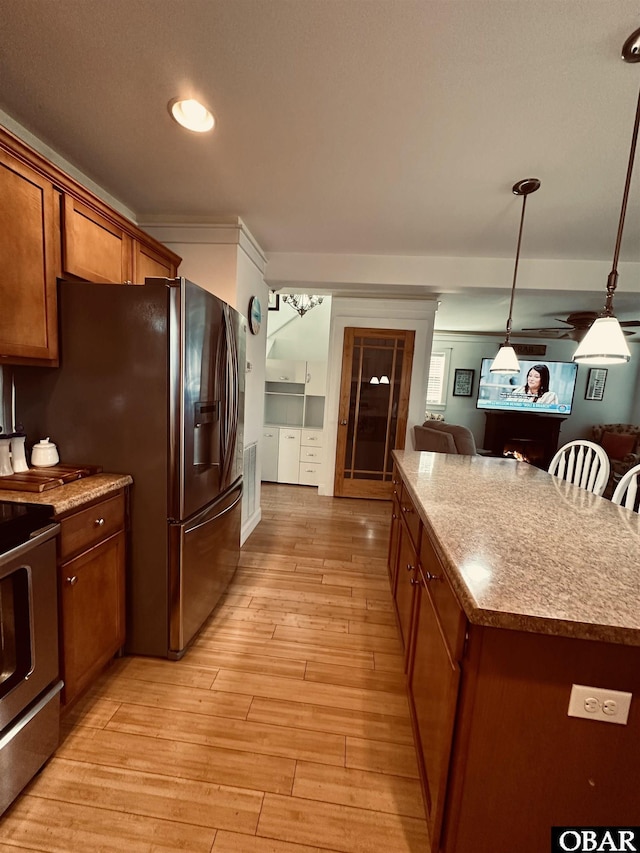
489,178 -> 541,374
573,28 -> 640,365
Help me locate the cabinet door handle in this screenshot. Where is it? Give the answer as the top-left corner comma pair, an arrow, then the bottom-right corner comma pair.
402,506 -> 413,514
410,577 -> 419,586
406,563 -> 414,572
340,419 -> 348,426
95,517 -> 105,526
425,570 -> 442,581
66,575 -> 78,586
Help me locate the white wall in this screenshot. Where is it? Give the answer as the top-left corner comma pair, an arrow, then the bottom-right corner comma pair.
321,296 -> 438,496
430,333 -> 640,449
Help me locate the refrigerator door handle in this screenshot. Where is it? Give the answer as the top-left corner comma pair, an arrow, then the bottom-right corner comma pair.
185,489 -> 241,534
220,306 -> 239,488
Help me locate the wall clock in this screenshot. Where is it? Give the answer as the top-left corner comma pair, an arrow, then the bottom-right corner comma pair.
248,296 -> 262,335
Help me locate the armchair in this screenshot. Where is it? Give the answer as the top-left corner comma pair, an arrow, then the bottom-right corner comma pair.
413,421 -> 477,456
591,423 -> 640,497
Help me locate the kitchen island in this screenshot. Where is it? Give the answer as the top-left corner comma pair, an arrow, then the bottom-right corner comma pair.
390,450 -> 640,853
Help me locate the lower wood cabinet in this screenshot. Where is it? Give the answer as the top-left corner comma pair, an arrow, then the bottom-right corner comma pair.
408,568 -> 463,848
57,489 -> 127,706
394,522 -> 418,660
390,463 -> 640,853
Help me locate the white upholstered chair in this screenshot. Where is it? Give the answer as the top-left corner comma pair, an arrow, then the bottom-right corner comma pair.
611,462 -> 640,512
547,440 -> 610,497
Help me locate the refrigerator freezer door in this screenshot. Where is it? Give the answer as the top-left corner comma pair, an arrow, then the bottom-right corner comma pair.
179,282 -> 245,520
168,479 -> 242,658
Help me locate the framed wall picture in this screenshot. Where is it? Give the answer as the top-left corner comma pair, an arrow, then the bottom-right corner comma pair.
453,368 -> 475,397
585,367 -> 607,401
268,291 -> 280,311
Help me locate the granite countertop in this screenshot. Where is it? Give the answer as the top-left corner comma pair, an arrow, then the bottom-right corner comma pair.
393,449 -> 640,647
0,472 -> 133,516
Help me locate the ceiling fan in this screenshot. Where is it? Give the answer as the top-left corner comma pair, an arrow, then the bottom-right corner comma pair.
522,311 -> 640,342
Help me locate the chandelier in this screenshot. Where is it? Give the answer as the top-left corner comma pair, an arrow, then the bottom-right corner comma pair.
281,294 -> 324,317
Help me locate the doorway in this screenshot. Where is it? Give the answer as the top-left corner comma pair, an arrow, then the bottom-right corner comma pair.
334,327 -> 415,499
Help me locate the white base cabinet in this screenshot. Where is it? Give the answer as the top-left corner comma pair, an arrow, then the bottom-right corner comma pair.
263,427 -> 324,485
261,428 -> 279,482
277,428 -> 302,484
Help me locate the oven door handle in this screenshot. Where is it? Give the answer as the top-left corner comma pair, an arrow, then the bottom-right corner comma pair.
0,522 -> 60,574
0,681 -> 63,750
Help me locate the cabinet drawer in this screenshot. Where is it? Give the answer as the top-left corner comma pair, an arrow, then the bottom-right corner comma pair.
59,491 -> 125,560
419,536 -> 466,661
399,484 -> 421,552
301,429 -> 323,448
298,462 -> 321,486
300,445 -> 323,464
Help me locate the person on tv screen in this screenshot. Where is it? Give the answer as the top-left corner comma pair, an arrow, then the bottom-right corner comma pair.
509,364 -> 558,406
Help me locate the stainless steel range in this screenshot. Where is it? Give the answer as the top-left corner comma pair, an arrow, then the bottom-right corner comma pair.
0,500 -> 62,816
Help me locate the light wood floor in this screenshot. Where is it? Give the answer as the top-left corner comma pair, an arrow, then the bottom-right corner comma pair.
0,484 -> 428,853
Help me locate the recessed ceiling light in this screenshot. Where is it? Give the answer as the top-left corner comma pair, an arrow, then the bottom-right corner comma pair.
168,98 -> 215,133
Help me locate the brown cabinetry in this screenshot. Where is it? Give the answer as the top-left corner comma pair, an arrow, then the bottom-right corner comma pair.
389,467 -> 467,850
390,461 -> 640,853
0,143 -> 59,365
62,194 -> 181,284
408,566 -> 464,849
57,490 -> 127,706
391,471 -> 422,663
0,125 -> 181,365
62,195 -> 133,283
134,238 -> 178,281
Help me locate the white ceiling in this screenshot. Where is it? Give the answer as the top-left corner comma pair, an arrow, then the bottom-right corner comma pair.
2,0 -> 640,335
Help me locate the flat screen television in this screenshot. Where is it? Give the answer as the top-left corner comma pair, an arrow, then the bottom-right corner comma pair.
476,357 -> 578,416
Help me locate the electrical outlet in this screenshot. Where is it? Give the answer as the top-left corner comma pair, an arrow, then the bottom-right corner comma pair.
567,684 -> 632,725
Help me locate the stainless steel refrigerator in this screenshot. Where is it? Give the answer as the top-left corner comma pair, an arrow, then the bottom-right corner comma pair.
15,277 -> 245,658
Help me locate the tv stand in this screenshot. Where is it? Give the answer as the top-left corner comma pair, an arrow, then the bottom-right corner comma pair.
483,412 -> 565,469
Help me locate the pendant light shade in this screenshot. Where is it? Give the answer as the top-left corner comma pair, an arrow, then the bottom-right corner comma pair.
573,26 -> 640,365
490,344 -> 521,374
489,178 -> 541,374
572,317 -> 631,364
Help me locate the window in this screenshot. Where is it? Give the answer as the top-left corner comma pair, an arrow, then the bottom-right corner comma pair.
425,349 -> 451,408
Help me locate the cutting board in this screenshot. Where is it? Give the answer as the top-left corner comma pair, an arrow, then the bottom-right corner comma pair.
0,464 -> 103,492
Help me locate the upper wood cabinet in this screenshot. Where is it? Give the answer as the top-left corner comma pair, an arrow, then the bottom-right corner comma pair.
62,195 -> 133,283
62,195 -> 181,284
0,144 -> 59,365
134,238 -> 179,281
0,125 -> 181,364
